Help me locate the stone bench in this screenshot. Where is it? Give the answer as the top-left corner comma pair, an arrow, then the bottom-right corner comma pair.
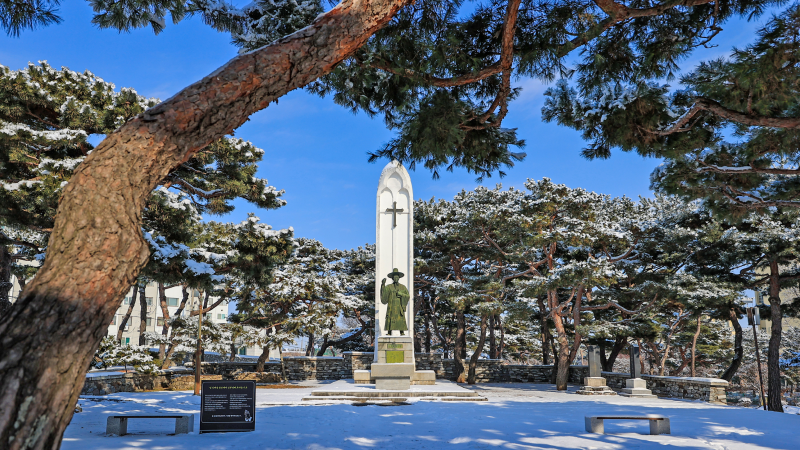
585,415 -> 669,435
107,414 -> 194,436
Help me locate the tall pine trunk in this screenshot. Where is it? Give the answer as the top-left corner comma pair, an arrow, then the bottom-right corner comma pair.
0,245 -> 13,316
157,283 -> 171,361
0,1 -> 415,446
721,306 -> 744,381
467,314 -> 488,384
453,310 -> 467,383
549,291 -> 570,390
767,261 -> 784,412
489,314 -> 496,358
600,337 -> 627,372
690,315 -> 702,377
137,284 -> 148,345
161,286 -> 191,369
537,297 -> 551,365
256,344 -> 270,373
116,286 -> 139,341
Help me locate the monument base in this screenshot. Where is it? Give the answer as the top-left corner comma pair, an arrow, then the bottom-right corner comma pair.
576,377 -> 616,396
618,378 -> 657,398
303,379 -> 486,403
364,336 -> 437,390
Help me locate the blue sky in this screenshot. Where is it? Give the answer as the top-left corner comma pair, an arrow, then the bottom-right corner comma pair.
0,2 -> 773,252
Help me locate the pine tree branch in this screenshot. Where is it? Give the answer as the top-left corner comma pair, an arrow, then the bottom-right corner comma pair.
697,161 -> 800,175
165,175 -> 226,199
557,0 -> 716,57
0,230 -> 40,251
367,60 -> 503,87
695,97 -> 800,128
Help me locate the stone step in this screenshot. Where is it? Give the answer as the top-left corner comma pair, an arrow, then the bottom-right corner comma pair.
301,396 -> 487,402
308,390 -> 482,398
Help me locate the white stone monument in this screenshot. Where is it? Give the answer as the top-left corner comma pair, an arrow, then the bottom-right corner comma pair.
359,160 -> 435,390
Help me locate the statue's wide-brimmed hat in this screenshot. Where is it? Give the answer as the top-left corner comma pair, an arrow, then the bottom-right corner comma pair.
388,268 -> 405,278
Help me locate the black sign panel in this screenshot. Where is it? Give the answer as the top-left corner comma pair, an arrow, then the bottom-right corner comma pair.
200,380 -> 256,433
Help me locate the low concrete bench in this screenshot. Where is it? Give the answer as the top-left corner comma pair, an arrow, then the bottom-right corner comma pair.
585,415 -> 669,435
107,414 -> 194,436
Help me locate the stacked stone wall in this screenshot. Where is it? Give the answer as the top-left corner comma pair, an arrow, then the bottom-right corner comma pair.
602,372 -> 728,404
81,369 -> 195,395
82,354 -> 725,404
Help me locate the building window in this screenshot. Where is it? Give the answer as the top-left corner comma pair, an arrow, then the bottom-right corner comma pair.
157,318 -> 164,326
217,313 -> 226,320
238,347 -> 247,355
121,337 -> 130,345
146,318 -> 152,326
110,315 -> 117,325
167,297 -> 179,306
146,297 -> 153,306
123,297 -> 132,305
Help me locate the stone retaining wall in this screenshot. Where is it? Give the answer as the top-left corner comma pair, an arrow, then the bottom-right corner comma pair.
81,369 -> 194,395
602,372 -> 728,404
82,355 -> 726,404
198,353 -> 588,383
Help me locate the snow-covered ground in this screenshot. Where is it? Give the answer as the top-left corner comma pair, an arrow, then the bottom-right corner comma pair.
66,382 -> 799,450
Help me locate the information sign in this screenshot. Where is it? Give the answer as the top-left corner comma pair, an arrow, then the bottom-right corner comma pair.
200,380 -> 256,433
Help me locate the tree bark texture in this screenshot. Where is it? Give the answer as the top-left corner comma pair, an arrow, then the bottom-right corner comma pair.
467,314 -> 488,384
115,286 -> 139,342
721,306 -> 744,382
0,0 -> 413,447
767,261 -> 784,412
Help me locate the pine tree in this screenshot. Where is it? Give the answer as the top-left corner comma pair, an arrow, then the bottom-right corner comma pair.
4,0 -> 792,445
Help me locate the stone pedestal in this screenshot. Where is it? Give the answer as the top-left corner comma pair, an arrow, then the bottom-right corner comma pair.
619,378 -> 656,398
576,377 -> 616,395
371,336 -> 415,390
366,336 -> 438,389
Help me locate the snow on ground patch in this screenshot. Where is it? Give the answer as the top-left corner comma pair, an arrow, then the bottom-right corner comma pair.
64,383 -> 799,450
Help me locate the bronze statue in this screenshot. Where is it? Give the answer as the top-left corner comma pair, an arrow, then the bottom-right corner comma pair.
380,268 -> 409,335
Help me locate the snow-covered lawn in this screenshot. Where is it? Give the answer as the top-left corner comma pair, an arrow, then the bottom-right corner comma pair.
65,382 -> 799,449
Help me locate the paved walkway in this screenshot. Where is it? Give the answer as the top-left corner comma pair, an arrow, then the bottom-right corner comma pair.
65,382 -> 799,450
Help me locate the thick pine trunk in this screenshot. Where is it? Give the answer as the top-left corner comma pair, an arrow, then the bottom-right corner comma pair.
600,336 -> 627,372
552,313 -> 571,390
256,344 -> 270,373
157,283 -> 171,361
161,286 -> 191,369
137,284 -> 148,345
0,245 -> 13,316
453,310 -> 467,383
305,332 -> 315,356
116,286 -> 139,341
489,314 -> 496,358
537,297 -> 551,365
467,314 -> 488,384
767,261 -> 784,412
690,315 -> 702,377
0,0 -> 412,447
721,306 -> 744,382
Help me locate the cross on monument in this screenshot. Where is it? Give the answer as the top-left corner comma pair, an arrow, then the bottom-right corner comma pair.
385,201 -> 406,228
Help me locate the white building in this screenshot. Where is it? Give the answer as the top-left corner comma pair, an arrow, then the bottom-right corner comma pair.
9,273 -> 269,357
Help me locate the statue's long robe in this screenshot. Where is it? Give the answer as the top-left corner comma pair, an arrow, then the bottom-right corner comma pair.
380,282 -> 409,331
